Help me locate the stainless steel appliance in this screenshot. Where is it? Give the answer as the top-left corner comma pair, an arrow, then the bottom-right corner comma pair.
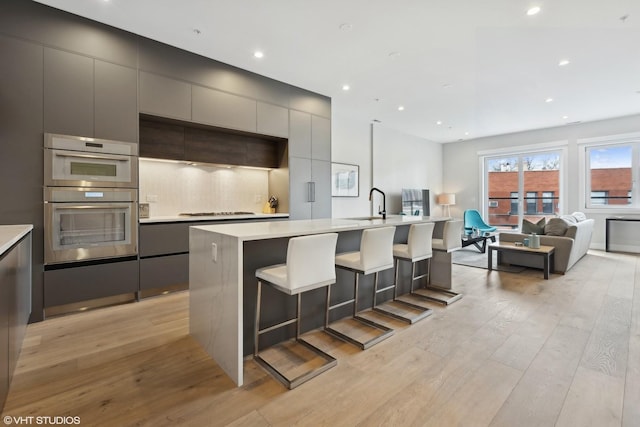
44,187 -> 138,264
44,133 -> 139,265
44,133 -> 138,188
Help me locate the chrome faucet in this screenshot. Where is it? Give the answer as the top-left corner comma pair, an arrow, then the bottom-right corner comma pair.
369,187 -> 386,219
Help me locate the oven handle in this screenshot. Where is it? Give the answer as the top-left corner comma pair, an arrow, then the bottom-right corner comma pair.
54,151 -> 131,162
48,204 -> 133,210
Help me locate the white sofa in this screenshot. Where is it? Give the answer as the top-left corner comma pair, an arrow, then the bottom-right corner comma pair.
498,214 -> 594,274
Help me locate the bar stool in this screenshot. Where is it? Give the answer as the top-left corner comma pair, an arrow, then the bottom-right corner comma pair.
373,222 -> 435,324
254,233 -> 339,389
326,226 -> 396,350
412,219 -> 463,305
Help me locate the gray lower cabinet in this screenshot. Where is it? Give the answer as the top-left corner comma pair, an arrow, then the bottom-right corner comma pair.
44,47 -> 94,136
139,71 -> 191,121
288,157 -> 331,220
44,259 -> 138,307
1,232 -> 31,412
139,218 -> 287,291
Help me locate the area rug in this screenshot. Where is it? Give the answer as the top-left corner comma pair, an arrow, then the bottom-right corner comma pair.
452,248 -> 526,273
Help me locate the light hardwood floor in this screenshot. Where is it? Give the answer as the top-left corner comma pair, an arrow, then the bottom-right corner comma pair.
2,249 -> 639,426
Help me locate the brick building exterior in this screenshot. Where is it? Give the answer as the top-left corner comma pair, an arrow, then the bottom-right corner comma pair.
487,168 -> 630,227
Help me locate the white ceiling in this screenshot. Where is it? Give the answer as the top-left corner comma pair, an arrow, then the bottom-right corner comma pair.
35,0 -> 640,143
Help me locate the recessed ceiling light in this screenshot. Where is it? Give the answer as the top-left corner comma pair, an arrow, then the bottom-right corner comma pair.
562,115 -> 569,119
545,98 -> 554,103
436,120 -> 442,125
253,51 -> 264,59
339,23 -> 353,31
527,6 -> 541,16
558,59 -> 570,66
342,84 -> 350,91
398,106 -> 405,111
464,132 -> 470,136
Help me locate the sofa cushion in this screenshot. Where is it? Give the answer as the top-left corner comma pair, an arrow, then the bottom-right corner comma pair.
545,217 -> 570,236
522,218 -> 546,234
560,214 -> 577,224
571,212 -> 587,222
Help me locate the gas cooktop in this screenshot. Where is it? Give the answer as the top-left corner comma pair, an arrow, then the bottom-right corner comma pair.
178,211 -> 255,217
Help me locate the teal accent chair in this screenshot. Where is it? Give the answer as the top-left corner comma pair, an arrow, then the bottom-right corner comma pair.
463,209 -> 497,235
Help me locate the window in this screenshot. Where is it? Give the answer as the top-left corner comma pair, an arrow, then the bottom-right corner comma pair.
484,148 -> 564,229
542,191 -> 554,213
590,191 -> 609,205
510,192 -> 519,215
583,140 -> 639,209
526,192 -> 537,214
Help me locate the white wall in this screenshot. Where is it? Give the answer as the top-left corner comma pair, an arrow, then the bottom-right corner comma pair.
331,110 -> 444,218
372,124 -> 444,216
331,109 -> 372,218
443,113 -> 640,249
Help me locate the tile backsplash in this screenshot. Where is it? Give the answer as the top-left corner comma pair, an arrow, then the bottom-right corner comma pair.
139,159 -> 270,216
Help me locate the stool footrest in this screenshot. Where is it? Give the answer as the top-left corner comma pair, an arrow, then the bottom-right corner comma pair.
372,300 -> 433,324
257,317 -> 298,336
411,287 -> 462,305
375,284 -> 396,294
254,338 -> 337,389
328,298 -> 355,311
325,316 -> 394,350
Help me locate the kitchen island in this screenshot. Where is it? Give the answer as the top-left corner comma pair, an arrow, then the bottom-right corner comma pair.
189,216 -> 452,386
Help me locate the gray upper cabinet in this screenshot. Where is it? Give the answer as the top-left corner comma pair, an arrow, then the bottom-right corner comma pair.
288,109 -> 332,220
288,110 -> 312,158
257,102 -> 288,138
44,48 -> 94,136
94,60 -> 138,142
192,86 -> 257,132
311,116 -> 331,161
139,71 -> 191,121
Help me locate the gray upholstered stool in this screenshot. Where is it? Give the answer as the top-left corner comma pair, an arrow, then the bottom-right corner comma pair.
326,226 -> 396,350
412,219 -> 463,305
254,233 -> 339,389
372,222 -> 435,324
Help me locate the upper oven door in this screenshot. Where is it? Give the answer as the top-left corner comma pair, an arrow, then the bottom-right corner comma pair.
45,148 -> 138,188
44,133 -> 138,188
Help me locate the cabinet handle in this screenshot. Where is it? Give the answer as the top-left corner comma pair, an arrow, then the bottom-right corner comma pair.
307,182 -> 316,202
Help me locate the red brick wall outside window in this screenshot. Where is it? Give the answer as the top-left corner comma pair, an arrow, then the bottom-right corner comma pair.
487,168 -> 631,227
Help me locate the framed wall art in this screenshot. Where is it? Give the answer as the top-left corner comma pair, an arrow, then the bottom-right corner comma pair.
331,162 -> 359,197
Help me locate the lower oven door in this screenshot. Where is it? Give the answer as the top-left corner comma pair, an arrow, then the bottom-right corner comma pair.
44,202 -> 137,265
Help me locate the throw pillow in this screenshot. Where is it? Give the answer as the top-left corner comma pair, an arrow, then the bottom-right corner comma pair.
571,212 -> 587,222
522,218 -> 546,234
545,217 -> 570,236
560,214 -> 577,224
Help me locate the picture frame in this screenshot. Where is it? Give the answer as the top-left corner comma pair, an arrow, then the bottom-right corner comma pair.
331,162 -> 359,197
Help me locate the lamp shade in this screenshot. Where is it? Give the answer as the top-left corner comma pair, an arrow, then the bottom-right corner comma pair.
437,193 -> 456,205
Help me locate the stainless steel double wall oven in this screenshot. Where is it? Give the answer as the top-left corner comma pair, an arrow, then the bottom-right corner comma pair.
44,133 -> 138,265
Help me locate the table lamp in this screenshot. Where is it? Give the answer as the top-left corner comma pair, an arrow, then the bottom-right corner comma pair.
437,193 -> 456,217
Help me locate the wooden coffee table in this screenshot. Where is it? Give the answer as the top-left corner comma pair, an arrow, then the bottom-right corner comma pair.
487,242 -> 555,279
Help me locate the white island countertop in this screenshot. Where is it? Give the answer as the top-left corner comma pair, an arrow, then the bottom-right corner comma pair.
0,225 -> 33,256
192,215 -> 451,241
